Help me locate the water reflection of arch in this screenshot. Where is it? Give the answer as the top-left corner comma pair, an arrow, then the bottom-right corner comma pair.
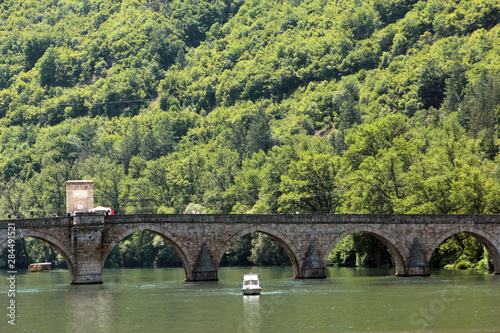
428,226 -> 500,274
324,226 -> 407,276
215,225 -> 301,278
65,285 -> 112,332
0,229 -> 76,283
102,225 -> 195,280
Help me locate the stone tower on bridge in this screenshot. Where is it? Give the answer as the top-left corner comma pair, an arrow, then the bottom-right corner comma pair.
66,180 -> 94,214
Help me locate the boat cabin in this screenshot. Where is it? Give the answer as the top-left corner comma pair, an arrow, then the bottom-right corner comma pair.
242,274 -> 260,286
28,262 -> 52,272
240,273 -> 262,295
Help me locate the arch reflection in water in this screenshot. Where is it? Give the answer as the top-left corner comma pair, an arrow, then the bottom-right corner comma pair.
65,285 -> 113,333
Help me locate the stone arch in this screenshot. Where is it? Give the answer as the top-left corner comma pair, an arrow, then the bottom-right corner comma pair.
324,225 -> 407,276
101,224 -> 196,280
427,226 -> 500,274
0,229 -> 76,282
73,201 -> 87,212
214,225 -> 302,278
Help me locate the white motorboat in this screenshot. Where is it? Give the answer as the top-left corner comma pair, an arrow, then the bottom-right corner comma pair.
240,273 -> 262,295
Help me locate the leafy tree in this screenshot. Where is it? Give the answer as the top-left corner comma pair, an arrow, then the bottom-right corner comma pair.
403,115 -> 489,214
430,233 -> 486,269
249,233 -> 290,266
23,33 -> 54,70
352,233 -> 393,268
38,47 -> 58,87
204,146 -> 239,212
279,153 -> 343,213
0,178 -> 26,217
344,114 -> 411,170
30,161 -> 76,216
327,235 -> 356,267
79,156 -> 129,213
458,73 -> 500,157
220,233 -> 254,266
1,238 -> 67,269
441,62 -> 467,115
417,58 -> 448,111
153,235 -> 182,267
119,120 -> 141,174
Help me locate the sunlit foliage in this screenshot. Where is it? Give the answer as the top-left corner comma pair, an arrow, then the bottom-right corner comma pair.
1,0 -> 500,269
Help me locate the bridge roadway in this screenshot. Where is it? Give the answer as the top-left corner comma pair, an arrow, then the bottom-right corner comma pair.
1,213 -> 500,284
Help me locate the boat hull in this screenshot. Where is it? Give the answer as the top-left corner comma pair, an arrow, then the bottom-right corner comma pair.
28,267 -> 51,272
241,288 -> 262,295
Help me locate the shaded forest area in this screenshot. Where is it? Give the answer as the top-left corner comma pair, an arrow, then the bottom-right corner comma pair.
1,0 -> 500,271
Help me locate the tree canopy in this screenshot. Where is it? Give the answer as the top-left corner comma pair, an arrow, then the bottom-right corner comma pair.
1,0 -> 500,270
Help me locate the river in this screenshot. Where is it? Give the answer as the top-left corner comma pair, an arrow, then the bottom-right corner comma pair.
1,267 -> 499,333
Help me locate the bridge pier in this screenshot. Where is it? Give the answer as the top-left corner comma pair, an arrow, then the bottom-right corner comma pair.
300,240 -> 326,278
72,271 -> 103,284
70,213 -> 105,284
301,267 -> 326,279
403,266 -> 430,276
401,238 -> 430,276
190,242 -> 218,281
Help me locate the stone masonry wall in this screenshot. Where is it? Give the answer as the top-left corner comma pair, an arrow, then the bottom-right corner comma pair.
1,214 -> 499,284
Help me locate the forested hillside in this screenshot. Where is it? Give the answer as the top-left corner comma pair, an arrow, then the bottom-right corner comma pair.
1,0 -> 500,270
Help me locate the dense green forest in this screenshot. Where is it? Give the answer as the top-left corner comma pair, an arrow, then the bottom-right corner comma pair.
1,0 -> 500,271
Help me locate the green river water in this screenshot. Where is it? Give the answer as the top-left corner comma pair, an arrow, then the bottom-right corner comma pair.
1,267 -> 499,333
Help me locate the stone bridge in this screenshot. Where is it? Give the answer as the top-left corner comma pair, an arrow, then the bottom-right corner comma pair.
1,213 -> 500,284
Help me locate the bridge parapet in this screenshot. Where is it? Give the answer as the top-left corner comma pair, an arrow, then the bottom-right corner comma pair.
73,212 -> 105,225
0,217 -> 73,228
100,213 -> 500,225
3,214 -> 500,226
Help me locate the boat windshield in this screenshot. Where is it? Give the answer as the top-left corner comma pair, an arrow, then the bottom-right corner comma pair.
244,280 -> 259,285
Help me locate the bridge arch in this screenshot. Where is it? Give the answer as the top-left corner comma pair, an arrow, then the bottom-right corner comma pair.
427,226 -> 500,274
0,229 -> 76,282
324,226 -> 407,276
102,224 -> 196,280
214,225 -> 302,278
